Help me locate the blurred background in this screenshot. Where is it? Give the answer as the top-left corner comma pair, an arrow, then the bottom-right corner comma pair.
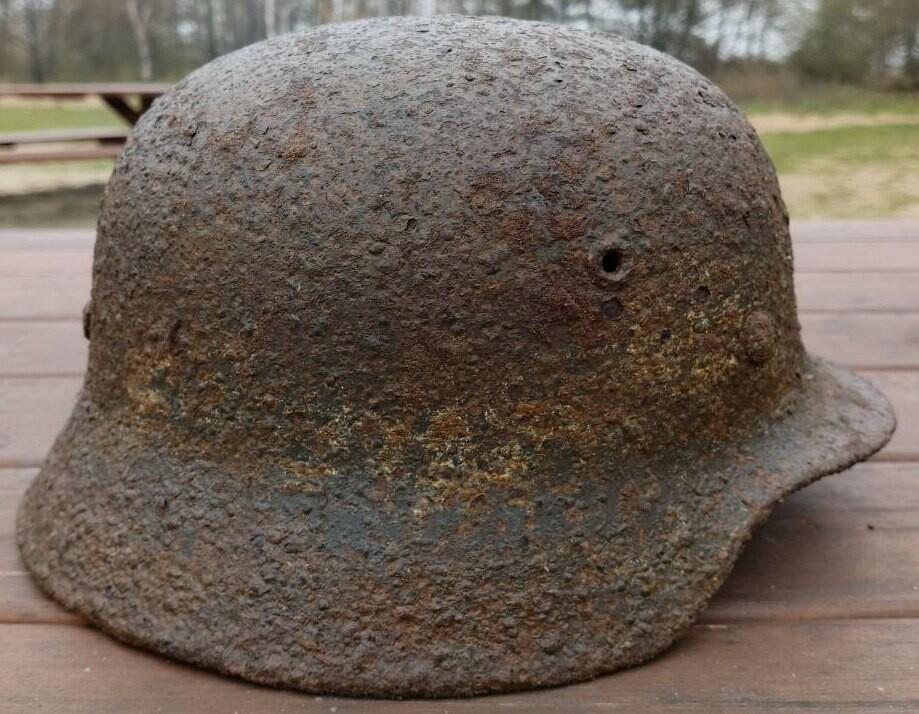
0,0 -> 916,227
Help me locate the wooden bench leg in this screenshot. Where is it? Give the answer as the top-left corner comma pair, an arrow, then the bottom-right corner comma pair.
100,95 -> 141,125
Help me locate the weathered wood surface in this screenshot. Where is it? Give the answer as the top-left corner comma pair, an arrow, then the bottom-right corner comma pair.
0,83 -> 170,98
3,620 -> 919,713
0,83 -> 167,129
0,146 -> 123,164
0,128 -> 129,146
3,314 -> 919,378
2,462 -> 917,626
5,233 -> 919,319
11,268 -> 919,315
1,222 -> 917,713
3,372 -> 916,468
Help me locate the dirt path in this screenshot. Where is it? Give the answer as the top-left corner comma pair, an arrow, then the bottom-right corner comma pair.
749,112 -> 919,134
0,162 -> 113,194
0,184 -> 103,228
779,164 -> 919,219
1,112 -> 916,227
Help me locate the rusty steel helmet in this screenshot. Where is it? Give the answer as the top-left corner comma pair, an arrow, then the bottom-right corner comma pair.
20,15 -> 894,698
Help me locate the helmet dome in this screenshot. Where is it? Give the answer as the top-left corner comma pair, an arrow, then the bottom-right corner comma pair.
19,15 -> 894,698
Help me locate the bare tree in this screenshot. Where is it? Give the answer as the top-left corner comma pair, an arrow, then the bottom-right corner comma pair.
793,0 -> 919,87
22,0 -> 48,82
264,0 -> 276,37
202,0 -> 220,60
0,0 -> 13,80
0,0 -> 914,90
125,0 -> 154,80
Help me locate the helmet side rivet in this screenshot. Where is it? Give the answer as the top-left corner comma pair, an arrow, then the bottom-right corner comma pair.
82,300 -> 93,340
744,311 -> 777,364
600,297 -> 624,320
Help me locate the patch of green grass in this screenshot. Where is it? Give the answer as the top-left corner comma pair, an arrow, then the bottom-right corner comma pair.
1,96 -> 916,220
756,123 -> 919,218
0,101 -> 123,132
739,90 -> 919,116
760,123 -> 919,173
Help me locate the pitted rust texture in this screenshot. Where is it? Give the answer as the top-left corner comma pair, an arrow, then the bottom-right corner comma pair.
19,16 -> 894,698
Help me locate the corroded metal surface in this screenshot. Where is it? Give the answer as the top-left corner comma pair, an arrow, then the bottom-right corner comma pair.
18,16 -> 895,698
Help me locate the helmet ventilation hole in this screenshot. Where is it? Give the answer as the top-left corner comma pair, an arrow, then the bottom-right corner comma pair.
602,250 -> 622,273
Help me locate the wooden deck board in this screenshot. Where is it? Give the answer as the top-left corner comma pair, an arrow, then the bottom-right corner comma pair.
6,261 -> 919,319
3,462 -> 918,627
0,82 -> 170,98
0,376 -> 82,467
795,273 -> 919,313
794,242 -> 919,272
3,313 -> 919,379
0,322 -> 87,377
0,468 -> 37,493
0,221 -> 913,252
0,147 -> 123,164
1,222 -> 917,711
0,229 -> 95,251
0,492 -> 25,572
1,372 -> 917,467
2,620 -> 919,713
800,313 -> 919,370
789,220 -> 919,242
0,573 -> 83,625
0,128 -> 129,146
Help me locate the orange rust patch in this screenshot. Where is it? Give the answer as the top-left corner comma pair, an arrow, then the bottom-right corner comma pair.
500,208 -> 540,252
618,480 -> 652,539
548,211 -> 589,241
427,408 -> 469,441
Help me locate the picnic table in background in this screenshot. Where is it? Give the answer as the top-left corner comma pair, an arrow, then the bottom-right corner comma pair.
0,83 -> 170,164
1,220 -> 918,712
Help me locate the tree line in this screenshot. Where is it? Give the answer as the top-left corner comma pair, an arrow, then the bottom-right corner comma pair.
0,0 -> 916,90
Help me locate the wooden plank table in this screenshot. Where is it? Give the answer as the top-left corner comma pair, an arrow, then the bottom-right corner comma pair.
0,83 -> 167,163
1,220 -> 918,712
0,127 -> 129,165
0,83 -> 170,124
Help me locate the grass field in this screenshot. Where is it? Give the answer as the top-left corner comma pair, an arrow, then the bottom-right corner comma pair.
755,120 -> 919,218
0,92 -> 917,223
0,100 -> 121,200
0,101 -> 121,132
737,87 -> 919,117
732,84 -> 919,219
